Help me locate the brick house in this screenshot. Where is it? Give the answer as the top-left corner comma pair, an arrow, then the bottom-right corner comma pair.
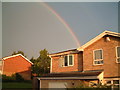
37,31 -> 120,89
2,54 -> 33,80
0,59 -> 2,74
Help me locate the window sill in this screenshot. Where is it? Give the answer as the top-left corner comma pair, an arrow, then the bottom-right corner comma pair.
62,65 -> 74,67
93,64 -> 103,66
116,62 -> 120,63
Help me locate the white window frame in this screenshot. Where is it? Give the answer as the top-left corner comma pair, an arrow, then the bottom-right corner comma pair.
105,78 -> 120,89
116,46 -> 120,63
93,49 -> 103,65
50,58 -> 52,73
63,54 -> 74,67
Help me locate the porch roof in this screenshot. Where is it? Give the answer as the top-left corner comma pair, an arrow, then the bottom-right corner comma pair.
38,70 -> 103,80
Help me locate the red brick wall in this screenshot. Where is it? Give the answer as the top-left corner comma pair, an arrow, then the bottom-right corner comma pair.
3,55 -> 32,80
83,36 -> 120,77
78,52 -> 83,71
51,53 -> 83,73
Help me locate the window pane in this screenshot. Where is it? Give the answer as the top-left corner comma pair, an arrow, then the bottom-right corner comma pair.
64,56 -> 68,66
94,60 -> 103,65
117,58 -> 120,63
113,80 -> 119,84
69,55 -> 73,65
106,80 -> 111,84
100,60 -> 103,64
117,47 -> 120,57
94,61 -> 99,64
98,61 -> 100,64
94,61 -> 98,64
94,50 -> 103,60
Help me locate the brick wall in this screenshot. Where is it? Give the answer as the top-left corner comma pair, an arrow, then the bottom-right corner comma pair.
3,55 -> 32,80
83,36 -> 120,77
51,53 -> 83,73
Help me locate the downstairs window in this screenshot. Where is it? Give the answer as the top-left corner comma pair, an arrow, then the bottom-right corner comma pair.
116,46 -> 120,63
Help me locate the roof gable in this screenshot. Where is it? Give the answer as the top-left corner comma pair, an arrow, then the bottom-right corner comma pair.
77,30 -> 120,51
3,54 -> 33,65
49,49 -> 79,57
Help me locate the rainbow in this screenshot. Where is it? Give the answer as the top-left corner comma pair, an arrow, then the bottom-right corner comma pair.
42,2 -> 80,47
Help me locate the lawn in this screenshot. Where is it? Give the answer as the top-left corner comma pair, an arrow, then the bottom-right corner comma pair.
2,81 -> 33,89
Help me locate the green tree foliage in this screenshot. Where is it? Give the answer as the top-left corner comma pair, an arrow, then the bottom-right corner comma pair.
73,82 -> 110,89
30,49 -> 50,76
30,57 -> 36,63
12,51 -> 26,57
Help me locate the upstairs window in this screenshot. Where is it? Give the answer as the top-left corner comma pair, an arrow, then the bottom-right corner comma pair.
64,55 -> 74,66
64,56 -> 68,66
93,49 -> 103,65
116,46 -> 120,63
69,55 -> 73,66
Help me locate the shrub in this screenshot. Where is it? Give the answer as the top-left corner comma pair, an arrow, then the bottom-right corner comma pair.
15,73 -> 24,82
2,74 -> 16,82
73,82 -> 111,89
2,73 -> 24,82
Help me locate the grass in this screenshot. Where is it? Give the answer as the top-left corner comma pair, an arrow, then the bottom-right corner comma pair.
2,81 -> 32,89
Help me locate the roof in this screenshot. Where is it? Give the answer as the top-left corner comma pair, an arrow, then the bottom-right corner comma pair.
3,54 -> 33,65
38,70 -> 103,80
77,30 -> 120,51
49,49 -> 80,57
49,31 -> 120,56
41,70 -> 103,77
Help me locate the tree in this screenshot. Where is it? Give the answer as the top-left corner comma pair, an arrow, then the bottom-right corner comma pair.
12,51 -> 26,57
31,49 -> 50,76
30,57 -> 36,63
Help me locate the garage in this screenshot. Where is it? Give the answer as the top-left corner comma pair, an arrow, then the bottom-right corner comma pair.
37,71 -> 101,89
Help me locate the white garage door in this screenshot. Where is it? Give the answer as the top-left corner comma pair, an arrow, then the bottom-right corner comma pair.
49,82 -> 67,89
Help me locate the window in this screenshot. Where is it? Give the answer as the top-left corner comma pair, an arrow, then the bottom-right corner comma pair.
64,55 -> 74,66
64,56 -> 68,66
69,55 -> 73,65
93,49 -> 103,65
105,79 -> 120,89
116,46 -> 120,63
